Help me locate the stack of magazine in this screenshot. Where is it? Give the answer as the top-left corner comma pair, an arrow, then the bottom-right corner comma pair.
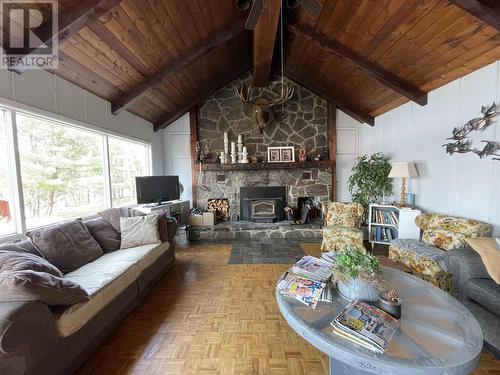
331,300 -> 399,353
277,256 -> 335,309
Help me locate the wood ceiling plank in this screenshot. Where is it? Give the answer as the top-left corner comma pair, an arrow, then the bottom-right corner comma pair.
288,23 -> 428,105
285,67 -> 375,125
375,1 -> 463,69
77,28 -> 144,83
146,0 -> 188,53
66,34 -> 142,87
60,42 -> 133,92
252,0 -> 282,87
57,52 -> 121,97
111,22 -> 245,114
161,0 -> 198,48
318,0 -> 362,39
449,0 -> 500,30
120,0 -> 177,64
88,21 -> 151,76
154,65 -> 251,131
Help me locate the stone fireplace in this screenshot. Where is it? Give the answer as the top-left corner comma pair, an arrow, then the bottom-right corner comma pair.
240,186 -> 287,222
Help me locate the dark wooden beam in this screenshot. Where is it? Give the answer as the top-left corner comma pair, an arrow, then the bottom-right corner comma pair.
154,66 -> 251,131
189,107 -> 199,206
112,21 -> 245,115
287,23 -> 428,106
252,0 -> 281,87
7,0 -> 122,72
449,0 -> 500,30
327,103 -> 337,202
285,67 -> 375,126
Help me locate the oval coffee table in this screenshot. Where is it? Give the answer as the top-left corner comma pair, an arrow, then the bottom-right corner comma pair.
276,267 -> 483,375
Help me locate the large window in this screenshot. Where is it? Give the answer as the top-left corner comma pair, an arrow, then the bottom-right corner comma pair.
0,111 -> 16,236
17,114 -> 107,229
109,137 -> 150,207
0,108 -> 152,238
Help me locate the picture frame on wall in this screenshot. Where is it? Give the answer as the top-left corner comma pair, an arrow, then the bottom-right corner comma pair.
281,146 -> 295,162
268,147 -> 281,162
268,146 -> 295,163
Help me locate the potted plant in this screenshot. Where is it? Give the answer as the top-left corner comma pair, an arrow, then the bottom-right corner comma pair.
347,153 -> 393,223
332,246 -> 383,303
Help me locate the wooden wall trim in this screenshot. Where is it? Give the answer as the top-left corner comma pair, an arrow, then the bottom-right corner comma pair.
449,0 -> 500,30
285,67 -> 375,126
327,102 -> 337,202
111,21 -> 245,115
252,0 -> 281,87
287,23 -> 428,106
189,107 -> 199,206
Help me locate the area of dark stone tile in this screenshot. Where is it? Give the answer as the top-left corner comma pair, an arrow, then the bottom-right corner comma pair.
228,239 -> 306,264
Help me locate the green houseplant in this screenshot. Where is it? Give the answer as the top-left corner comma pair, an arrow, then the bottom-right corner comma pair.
332,246 -> 383,302
347,153 -> 393,218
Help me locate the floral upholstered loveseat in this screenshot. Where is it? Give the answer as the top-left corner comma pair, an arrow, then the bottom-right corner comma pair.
321,202 -> 364,252
389,214 -> 492,292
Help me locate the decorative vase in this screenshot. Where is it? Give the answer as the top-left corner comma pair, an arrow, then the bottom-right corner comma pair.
337,278 -> 379,303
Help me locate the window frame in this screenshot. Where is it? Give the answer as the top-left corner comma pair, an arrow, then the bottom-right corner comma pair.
0,100 -> 152,241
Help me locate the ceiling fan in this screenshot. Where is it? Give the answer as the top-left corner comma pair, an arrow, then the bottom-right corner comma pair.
237,0 -> 322,30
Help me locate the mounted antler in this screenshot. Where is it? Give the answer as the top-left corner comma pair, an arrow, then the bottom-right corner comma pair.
234,82 -> 295,133
234,83 -> 255,104
270,84 -> 294,107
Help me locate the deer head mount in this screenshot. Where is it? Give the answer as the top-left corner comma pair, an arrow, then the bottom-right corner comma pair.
234,82 -> 294,133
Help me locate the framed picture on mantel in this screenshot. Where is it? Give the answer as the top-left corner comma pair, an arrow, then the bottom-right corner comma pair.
268,146 -> 295,163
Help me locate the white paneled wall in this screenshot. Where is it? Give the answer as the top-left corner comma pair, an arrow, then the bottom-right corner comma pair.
0,69 -> 164,175
337,61 -> 500,236
160,113 -> 192,203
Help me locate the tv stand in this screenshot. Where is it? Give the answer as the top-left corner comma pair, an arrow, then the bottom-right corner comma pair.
136,199 -> 190,225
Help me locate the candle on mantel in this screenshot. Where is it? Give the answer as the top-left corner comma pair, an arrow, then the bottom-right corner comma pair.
238,134 -> 242,143
231,142 -> 236,152
224,132 -> 228,141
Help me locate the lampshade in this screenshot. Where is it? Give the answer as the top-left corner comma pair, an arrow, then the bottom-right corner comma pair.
388,162 -> 419,178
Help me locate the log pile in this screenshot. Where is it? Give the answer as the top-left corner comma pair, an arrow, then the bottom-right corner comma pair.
207,199 -> 230,221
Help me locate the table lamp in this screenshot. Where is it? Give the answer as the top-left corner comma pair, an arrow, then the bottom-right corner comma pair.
388,162 -> 418,207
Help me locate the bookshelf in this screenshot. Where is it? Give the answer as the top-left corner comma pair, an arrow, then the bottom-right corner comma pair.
368,203 -> 421,245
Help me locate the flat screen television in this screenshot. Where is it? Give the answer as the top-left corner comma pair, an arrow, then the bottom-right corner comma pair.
136,176 -> 180,205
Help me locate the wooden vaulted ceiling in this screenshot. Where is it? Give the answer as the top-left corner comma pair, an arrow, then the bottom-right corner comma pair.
17,0 -> 500,130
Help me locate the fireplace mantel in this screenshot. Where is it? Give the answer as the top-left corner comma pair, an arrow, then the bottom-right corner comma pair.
198,160 -> 334,172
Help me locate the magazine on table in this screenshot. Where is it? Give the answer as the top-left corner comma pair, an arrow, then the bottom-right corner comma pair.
331,300 -> 399,353
277,272 -> 326,309
292,255 -> 335,282
321,251 -> 337,263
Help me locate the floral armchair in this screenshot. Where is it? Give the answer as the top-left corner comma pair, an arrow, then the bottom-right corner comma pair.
321,202 -> 364,252
389,213 -> 492,292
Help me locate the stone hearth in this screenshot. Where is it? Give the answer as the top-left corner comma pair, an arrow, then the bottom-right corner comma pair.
186,219 -> 323,243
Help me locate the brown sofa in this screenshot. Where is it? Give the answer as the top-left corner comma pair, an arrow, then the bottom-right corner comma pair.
0,214 -> 177,375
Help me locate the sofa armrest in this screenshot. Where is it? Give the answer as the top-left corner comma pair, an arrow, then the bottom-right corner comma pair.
0,301 -> 59,374
165,218 -> 178,245
447,248 -> 491,301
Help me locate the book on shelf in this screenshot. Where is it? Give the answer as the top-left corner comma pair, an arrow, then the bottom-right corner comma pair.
277,272 -> 326,309
372,208 -> 399,225
331,300 -> 399,353
292,255 -> 335,282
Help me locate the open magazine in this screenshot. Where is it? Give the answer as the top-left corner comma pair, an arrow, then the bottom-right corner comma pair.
292,255 -> 335,282
331,300 -> 399,353
277,272 -> 326,309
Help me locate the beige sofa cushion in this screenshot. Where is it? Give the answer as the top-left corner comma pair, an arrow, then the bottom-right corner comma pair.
56,241 -> 169,337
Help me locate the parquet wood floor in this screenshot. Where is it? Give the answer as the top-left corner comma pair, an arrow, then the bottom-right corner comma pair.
78,241 -> 500,375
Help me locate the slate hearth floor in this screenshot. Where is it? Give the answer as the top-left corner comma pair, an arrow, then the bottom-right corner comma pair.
228,238 -> 306,264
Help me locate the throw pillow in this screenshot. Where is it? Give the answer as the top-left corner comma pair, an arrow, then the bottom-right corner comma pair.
0,251 -> 63,277
421,228 -> 467,250
466,238 -> 500,284
84,218 -> 121,252
99,207 -> 145,233
120,214 -> 160,249
26,220 -> 103,273
0,240 -> 43,256
0,270 -> 89,306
